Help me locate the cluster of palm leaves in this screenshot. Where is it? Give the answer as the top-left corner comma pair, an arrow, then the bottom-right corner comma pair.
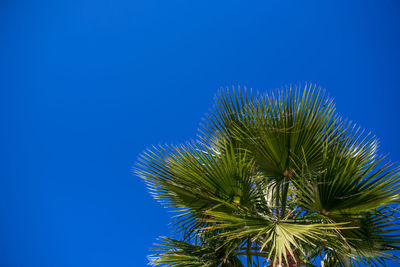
136,85 -> 400,266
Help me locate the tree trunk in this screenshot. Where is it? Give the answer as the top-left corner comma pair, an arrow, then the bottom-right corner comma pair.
266,250 -> 302,267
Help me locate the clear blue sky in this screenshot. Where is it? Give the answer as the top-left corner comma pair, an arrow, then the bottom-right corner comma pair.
1,0 -> 400,266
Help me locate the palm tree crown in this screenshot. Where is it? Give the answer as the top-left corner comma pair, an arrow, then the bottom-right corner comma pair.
136,85 -> 400,266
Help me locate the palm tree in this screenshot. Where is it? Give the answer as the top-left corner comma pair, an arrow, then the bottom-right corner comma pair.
136,85 -> 400,266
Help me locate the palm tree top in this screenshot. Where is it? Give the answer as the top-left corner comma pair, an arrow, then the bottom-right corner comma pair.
136,84 -> 400,267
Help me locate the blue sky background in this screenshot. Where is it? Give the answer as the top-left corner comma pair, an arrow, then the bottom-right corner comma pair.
1,1 -> 400,266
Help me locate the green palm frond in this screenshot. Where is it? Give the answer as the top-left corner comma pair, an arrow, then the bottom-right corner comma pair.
293,121 -> 400,215
203,209 -> 351,266
136,142 -> 265,212
149,236 -> 244,267
201,85 -> 338,177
